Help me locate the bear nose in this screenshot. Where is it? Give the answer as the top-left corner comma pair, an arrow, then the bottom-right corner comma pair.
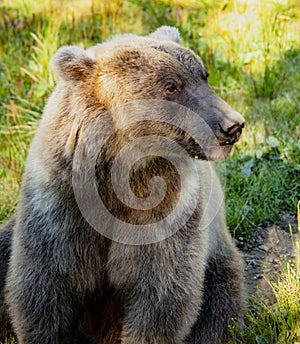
218,121 -> 245,144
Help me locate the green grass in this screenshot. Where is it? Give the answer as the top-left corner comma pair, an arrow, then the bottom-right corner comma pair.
0,0 -> 299,342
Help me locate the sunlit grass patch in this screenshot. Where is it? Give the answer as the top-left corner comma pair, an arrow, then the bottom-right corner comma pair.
0,336 -> 17,344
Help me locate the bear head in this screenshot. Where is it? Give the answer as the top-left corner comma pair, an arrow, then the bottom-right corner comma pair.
51,26 -> 245,162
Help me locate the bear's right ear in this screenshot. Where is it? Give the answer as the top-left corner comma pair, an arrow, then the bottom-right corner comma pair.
52,46 -> 96,81
148,26 -> 181,44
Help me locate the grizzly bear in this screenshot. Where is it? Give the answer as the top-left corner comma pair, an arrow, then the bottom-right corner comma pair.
0,26 -> 245,343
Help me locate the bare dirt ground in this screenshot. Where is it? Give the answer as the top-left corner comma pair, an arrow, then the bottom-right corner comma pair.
237,212 -> 299,299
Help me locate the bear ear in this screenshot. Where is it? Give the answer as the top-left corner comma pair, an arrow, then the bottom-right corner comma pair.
51,46 -> 96,81
148,26 -> 181,44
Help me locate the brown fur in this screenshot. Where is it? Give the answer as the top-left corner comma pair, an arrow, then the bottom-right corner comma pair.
1,27 -> 246,344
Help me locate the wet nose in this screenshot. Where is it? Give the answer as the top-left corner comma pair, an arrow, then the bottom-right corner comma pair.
227,121 -> 245,135
222,110 -> 245,130
218,120 -> 245,144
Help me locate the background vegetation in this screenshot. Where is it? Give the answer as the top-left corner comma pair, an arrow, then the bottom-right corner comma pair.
0,0 -> 299,343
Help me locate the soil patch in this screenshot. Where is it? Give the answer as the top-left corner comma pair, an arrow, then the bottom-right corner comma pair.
237,212 -> 299,299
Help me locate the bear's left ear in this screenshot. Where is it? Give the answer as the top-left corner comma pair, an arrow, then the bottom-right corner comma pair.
52,46 -> 96,81
148,26 -> 181,44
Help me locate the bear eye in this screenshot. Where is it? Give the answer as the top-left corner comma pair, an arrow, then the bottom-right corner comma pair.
165,84 -> 177,95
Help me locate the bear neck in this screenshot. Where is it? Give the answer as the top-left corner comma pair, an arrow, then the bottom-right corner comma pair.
96,151 -> 201,226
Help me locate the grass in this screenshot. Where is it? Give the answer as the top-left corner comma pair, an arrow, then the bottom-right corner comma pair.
231,263 -> 300,343
0,0 -> 299,342
230,208 -> 300,343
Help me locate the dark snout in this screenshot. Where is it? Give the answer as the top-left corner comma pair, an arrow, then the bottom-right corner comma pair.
204,88 -> 245,146
205,109 -> 245,161
190,85 -> 246,160
188,84 -> 245,147
217,112 -> 245,145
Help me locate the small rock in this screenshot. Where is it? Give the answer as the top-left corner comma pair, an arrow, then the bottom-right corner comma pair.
258,245 -> 269,252
250,260 -> 259,267
253,274 -> 263,280
235,240 -> 245,249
